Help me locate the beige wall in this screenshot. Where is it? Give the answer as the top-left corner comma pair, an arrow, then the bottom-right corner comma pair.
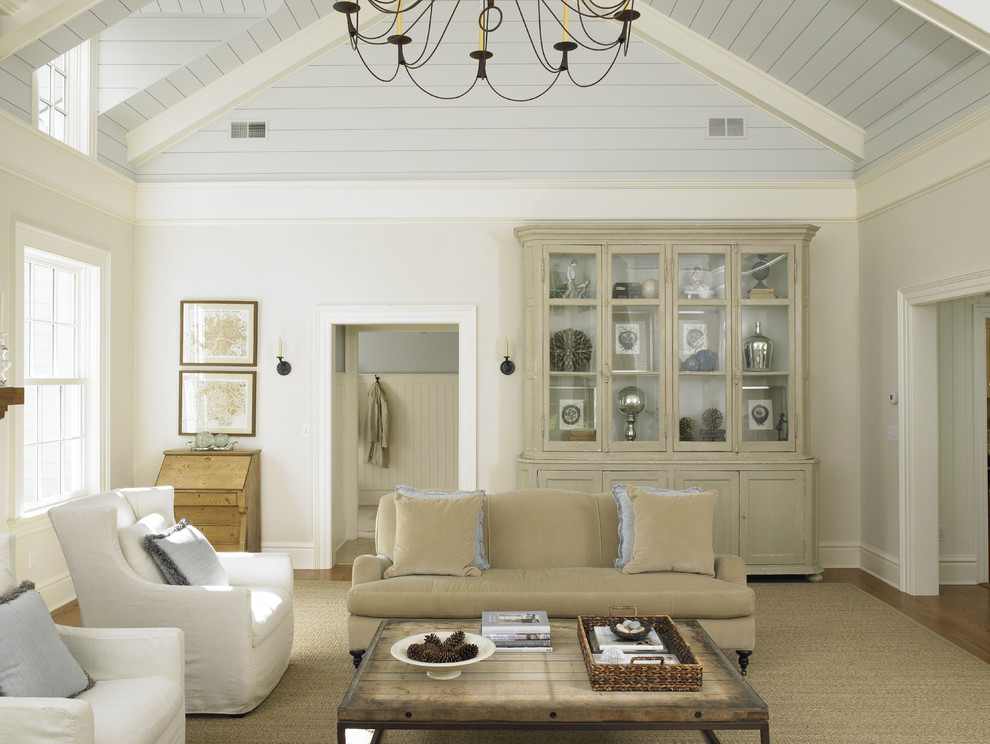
0,124 -> 136,607
130,195 -> 863,568
858,166 -> 990,576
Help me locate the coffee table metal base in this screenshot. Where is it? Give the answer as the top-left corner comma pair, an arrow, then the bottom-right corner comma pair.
338,719 -> 770,744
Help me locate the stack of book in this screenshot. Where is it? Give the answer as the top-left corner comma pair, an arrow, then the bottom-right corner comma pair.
481,611 -> 552,652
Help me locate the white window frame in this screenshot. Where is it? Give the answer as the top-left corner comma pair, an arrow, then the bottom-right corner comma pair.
11,224 -> 109,520
31,39 -> 96,156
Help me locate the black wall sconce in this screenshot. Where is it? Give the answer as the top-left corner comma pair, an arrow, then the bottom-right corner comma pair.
277,338 -> 291,376
500,338 -> 515,376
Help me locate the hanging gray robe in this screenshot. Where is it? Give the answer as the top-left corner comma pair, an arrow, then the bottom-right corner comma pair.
366,380 -> 389,467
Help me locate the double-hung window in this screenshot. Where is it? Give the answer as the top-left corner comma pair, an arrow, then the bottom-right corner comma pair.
15,226 -> 106,516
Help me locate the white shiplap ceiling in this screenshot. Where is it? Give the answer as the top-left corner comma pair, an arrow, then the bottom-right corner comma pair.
1,0 -> 989,181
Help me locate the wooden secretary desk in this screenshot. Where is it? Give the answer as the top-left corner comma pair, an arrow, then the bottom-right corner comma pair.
155,449 -> 261,552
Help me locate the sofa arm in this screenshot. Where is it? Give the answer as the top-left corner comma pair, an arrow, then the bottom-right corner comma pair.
218,552 -> 293,593
57,625 -> 184,685
714,554 -> 748,585
352,554 -> 390,585
0,697 -> 94,744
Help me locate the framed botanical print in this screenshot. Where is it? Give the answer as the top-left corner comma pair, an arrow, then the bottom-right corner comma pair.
179,370 -> 257,436
180,300 -> 258,366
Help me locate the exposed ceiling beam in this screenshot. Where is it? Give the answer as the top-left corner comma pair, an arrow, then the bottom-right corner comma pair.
126,10 -> 385,166
892,0 -> 990,55
0,0 -> 100,60
632,4 -> 865,162
0,0 -> 30,16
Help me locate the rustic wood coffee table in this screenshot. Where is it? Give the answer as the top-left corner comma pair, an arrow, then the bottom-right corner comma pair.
338,618 -> 769,743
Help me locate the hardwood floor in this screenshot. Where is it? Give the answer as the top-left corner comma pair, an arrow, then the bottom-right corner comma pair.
51,568 -> 990,665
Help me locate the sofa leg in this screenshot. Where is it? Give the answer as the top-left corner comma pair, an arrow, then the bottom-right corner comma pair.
349,650 -> 365,669
736,650 -> 752,676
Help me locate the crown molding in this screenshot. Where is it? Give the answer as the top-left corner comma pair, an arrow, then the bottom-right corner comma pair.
0,109 -> 136,223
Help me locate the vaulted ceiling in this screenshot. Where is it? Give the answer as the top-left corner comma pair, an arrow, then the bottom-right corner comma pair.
2,0 -> 989,182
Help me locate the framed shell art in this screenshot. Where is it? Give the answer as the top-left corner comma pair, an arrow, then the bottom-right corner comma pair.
180,300 -> 258,366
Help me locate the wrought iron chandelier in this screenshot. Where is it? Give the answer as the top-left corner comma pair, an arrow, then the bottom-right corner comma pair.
332,0 -> 640,101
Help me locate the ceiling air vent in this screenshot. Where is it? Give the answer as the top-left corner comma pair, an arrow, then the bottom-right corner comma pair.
230,121 -> 267,139
708,117 -> 746,138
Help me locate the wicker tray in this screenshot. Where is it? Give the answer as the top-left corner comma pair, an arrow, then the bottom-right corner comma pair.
577,611 -> 702,692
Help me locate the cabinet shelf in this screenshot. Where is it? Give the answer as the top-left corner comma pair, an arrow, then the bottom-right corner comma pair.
0,387 -> 25,420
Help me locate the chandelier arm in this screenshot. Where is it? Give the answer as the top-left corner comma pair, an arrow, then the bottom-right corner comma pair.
573,0 -> 634,50
364,0 -> 429,14
403,0 -> 459,70
565,44 -> 621,88
403,65 -> 482,101
518,0 -> 563,73
483,73 -> 563,103
353,42 -> 403,83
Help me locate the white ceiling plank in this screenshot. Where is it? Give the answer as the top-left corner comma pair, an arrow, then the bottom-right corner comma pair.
631,4 -> 865,162
892,0 -> 990,54
126,10 -> 386,165
0,0 -> 103,60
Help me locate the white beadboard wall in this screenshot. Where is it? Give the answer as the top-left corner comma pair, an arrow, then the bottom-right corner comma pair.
356,374 -> 459,505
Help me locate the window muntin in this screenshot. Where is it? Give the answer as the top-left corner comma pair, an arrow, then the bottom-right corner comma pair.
21,249 -> 94,511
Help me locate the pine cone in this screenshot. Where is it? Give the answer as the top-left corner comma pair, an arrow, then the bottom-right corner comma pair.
423,633 -> 442,646
457,643 -> 479,661
445,630 -> 466,647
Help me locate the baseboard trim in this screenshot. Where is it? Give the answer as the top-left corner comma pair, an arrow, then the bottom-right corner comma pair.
36,572 -> 76,613
819,542 -> 861,568
859,543 -> 902,589
939,556 -> 979,585
261,542 -> 316,570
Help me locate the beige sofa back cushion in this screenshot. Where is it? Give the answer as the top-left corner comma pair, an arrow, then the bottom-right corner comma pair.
376,489 -> 620,569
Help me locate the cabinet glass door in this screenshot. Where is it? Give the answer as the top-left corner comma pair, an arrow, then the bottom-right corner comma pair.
673,246 -> 731,451
738,249 -> 794,451
546,248 -> 600,451
608,247 -> 663,450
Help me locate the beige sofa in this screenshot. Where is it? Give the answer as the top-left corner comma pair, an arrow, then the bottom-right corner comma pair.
347,488 -> 756,673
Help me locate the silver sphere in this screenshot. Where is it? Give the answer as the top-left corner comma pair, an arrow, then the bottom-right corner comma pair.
616,386 -> 646,416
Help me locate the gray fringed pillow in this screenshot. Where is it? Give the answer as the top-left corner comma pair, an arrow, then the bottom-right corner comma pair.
0,580 -> 96,698
143,519 -> 229,586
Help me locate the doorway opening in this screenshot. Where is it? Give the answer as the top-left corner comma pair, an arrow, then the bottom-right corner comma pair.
313,306 -> 477,569
335,325 -> 460,564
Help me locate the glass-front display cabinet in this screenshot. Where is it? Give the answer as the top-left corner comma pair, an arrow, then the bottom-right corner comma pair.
517,224 -> 821,579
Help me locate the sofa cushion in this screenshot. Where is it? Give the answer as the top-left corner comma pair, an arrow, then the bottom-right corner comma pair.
0,580 -> 95,698
622,486 -> 718,577
394,485 -> 489,570
348,567 -> 754,619
118,512 -> 171,583
384,493 -> 484,578
143,519 -> 229,586
611,484 -> 703,568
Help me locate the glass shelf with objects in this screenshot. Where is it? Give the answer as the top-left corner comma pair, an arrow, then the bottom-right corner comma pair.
609,251 -> 660,301
740,251 -> 789,301
548,252 -> 597,300
548,374 -> 598,448
610,373 -> 661,446
676,250 -> 727,300
740,375 -> 790,447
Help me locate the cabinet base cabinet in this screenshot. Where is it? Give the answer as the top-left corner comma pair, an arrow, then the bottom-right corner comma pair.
519,458 -> 820,578
156,449 -> 261,552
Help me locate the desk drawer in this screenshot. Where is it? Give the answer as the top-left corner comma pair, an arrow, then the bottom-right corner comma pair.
174,490 -> 243,507
175,505 -> 243,525
196,523 -> 243,550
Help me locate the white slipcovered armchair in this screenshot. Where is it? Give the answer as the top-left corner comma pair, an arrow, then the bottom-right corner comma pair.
48,486 -> 294,715
0,532 -> 185,744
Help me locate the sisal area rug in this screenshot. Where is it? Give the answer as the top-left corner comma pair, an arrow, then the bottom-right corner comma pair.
187,581 -> 990,744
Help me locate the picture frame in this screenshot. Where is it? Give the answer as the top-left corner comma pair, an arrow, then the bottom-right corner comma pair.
180,300 -> 258,366
179,370 -> 257,436
611,309 -> 654,371
747,399 -> 773,430
742,385 -> 788,442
